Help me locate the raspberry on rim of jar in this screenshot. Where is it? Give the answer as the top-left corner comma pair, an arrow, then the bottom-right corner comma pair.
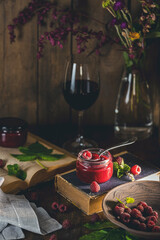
76,148 -> 113,184
79,149 -> 112,164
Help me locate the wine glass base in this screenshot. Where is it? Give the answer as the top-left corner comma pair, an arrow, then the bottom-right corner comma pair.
62,136 -> 98,156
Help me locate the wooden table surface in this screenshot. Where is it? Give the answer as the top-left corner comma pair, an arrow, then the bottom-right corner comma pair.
20,124 -> 160,240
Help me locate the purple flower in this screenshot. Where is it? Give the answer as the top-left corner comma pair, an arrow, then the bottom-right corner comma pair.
120,22 -> 127,29
111,18 -> 118,26
8,25 -> 14,31
114,1 -> 125,11
129,54 -> 135,60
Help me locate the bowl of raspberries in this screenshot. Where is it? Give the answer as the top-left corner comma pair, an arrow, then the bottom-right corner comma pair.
102,181 -> 160,239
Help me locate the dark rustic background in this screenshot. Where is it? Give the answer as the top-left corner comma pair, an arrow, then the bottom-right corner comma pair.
0,0 -> 159,130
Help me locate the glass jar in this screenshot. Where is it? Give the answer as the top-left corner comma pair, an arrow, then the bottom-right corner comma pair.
76,148 -> 113,183
0,117 -> 28,148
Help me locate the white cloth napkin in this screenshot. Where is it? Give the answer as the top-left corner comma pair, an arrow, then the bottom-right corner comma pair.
0,177 -> 62,239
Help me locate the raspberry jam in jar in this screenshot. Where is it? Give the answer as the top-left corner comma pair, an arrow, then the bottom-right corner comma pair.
0,117 -> 28,148
76,148 -> 113,183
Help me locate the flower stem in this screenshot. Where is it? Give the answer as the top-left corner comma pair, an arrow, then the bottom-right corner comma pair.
126,172 -> 135,181
35,160 -> 48,170
124,29 -> 132,47
115,25 -> 127,47
106,7 -> 116,17
121,9 -> 130,23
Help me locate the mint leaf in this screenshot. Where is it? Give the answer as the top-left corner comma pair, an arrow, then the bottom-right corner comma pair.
79,230 -> 108,240
84,221 -> 117,230
123,164 -> 131,172
116,198 -> 124,205
11,154 -> 36,161
113,157 -> 131,179
11,142 -> 64,168
125,231 -> 139,240
117,168 -> 125,178
37,153 -> 65,161
113,162 -> 119,170
27,142 -> 53,154
126,197 -> 135,204
107,228 -> 126,240
7,164 -> 27,180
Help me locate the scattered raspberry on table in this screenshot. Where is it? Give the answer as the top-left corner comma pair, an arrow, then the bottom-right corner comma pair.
90,181 -> 100,193
130,165 -> 141,175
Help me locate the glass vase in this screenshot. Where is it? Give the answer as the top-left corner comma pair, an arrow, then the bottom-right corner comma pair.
114,66 -> 153,140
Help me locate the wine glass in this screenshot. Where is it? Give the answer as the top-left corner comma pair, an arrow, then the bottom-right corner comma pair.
62,54 -> 100,155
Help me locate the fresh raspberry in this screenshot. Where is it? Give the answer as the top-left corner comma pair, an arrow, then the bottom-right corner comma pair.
147,220 -> 155,230
90,213 -> 100,222
90,181 -> 100,193
131,208 -> 142,218
137,204 -> 144,213
100,155 -> 108,160
145,206 -> 153,216
138,201 -> 148,208
114,156 -> 124,165
152,226 -> 160,232
146,215 -> 157,223
58,204 -> 67,213
139,223 -> 147,231
124,207 -> 132,214
125,207 -> 132,214
130,165 -> 141,175
62,219 -> 71,229
138,216 -> 146,223
82,150 -> 92,160
117,203 -> 125,209
114,206 -> 124,216
51,201 -> 59,210
92,153 -> 100,160
49,234 -> 57,240
0,159 -> 4,168
120,212 -> 131,224
152,211 -> 158,219
130,219 -> 141,229
30,191 -> 38,201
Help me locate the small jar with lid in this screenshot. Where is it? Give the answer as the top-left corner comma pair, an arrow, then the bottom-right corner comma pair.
76,148 -> 113,184
0,117 -> 28,148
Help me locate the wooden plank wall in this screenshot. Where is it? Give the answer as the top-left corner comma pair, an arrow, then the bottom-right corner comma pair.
0,0 -> 37,124
0,0 -> 159,128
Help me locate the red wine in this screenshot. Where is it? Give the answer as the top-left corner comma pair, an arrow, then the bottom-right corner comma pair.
63,79 -> 99,111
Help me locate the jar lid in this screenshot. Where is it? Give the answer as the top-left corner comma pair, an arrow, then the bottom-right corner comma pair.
0,117 -> 28,132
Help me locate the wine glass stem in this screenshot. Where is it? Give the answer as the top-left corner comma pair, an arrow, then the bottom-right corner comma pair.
78,111 -> 84,139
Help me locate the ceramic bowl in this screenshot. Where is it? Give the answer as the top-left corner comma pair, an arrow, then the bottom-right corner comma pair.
102,181 -> 160,239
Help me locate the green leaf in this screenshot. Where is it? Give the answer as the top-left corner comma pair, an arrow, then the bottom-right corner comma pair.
116,198 -> 124,205
113,162 -> 119,171
84,221 -> 117,230
38,153 -> 65,161
107,228 -> 126,240
117,168 -> 125,178
146,31 -> 160,38
79,230 -> 108,240
7,164 -> 27,180
126,197 -> 135,204
11,154 -> 37,161
123,52 -> 134,69
27,142 -> 53,154
125,231 -> 139,240
11,142 -> 64,167
123,164 -> 131,172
